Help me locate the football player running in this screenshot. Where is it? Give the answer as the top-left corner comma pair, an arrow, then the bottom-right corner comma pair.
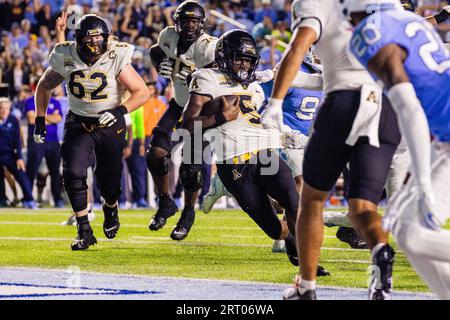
34,14 -> 149,250
183,30 -> 304,267
264,0 -> 401,300
345,0 -> 450,300
146,1 -> 218,241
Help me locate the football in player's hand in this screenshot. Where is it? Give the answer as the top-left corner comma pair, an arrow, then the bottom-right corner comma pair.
200,95 -> 239,117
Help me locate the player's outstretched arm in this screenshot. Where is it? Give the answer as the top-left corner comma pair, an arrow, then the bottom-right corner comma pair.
34,67 -> 64,143
118,64 -> 150,113
262,27 -> 317,130
368,44 -> 439,229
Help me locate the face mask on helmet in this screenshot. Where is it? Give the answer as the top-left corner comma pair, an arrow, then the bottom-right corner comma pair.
82,34 -> 105,56
75,15 -> 110,64
174,1 -> 206,41
178,17 -> 202,40
230,54 -> 256,82
215,31 -> 259,84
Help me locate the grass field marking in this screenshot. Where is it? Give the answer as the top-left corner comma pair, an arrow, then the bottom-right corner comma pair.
327,259 -> 371,264
0,221 -> 267,231
0,221 -> 340,236
0,236 -> 373,252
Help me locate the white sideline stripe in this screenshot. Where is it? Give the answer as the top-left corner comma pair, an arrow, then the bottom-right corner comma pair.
0,266 -> 432,298
0,236 -> 366,251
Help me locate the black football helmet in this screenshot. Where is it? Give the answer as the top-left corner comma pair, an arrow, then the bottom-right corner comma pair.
173,1 -> 206,42
215,30 -> 259,84
401,0 -> 416,12
75,14 -> 110,64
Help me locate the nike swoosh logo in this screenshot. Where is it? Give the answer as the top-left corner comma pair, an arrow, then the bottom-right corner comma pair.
117,129 -> 124,134
104,226 -> 118,232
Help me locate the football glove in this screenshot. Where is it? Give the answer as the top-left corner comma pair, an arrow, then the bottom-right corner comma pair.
98,105 -> 128,127
33,116 -> 47,144
254,69 -> 274,84
260,98 -> 286,131
415,184 -> 442,231
282,130 -> 309,149
158,58 -> 174,79
174,66 -> 192,87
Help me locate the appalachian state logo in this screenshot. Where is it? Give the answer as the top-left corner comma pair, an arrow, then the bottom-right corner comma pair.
366,90 -> 379,104
232,169 -> 242,181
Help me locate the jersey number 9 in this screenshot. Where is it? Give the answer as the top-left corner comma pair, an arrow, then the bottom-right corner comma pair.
296,97 -> 320,121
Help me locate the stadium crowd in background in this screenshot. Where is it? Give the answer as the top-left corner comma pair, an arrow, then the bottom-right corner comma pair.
0,0 -> 448,209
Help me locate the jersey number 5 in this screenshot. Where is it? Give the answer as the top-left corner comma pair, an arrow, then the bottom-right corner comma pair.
69,70 -> 108,101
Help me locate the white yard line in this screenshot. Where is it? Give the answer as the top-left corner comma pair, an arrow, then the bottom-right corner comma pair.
0,236 -> 368,251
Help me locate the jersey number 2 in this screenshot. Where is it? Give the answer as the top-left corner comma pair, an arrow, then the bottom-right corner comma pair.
405,22 -> 450,74
69,70 -> 108,101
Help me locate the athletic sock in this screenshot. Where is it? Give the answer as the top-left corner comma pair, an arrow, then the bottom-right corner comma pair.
298,279 -> 316,295
76,215 -> 91,232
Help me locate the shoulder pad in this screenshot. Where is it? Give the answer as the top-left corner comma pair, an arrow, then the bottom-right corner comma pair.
53,41 -> 75,54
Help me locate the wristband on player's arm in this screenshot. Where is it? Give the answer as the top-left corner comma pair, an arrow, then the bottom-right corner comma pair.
434,8 -> 450,24
116,105 -> 128,115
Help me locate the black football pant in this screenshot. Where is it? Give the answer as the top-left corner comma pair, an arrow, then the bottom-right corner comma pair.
217,150 -> 299,239
61,112 -> 126,212
303,90 -> 401,204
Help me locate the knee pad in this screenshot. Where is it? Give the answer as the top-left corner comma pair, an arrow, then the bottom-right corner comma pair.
149,129 -> 172,152
146,148 -> 171,176
180,163 -> 203,192
63,167 -> 87,191
62,166 -> 88,212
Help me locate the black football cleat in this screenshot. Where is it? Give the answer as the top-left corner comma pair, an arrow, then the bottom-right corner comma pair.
71,225 -> 97,251
170,208 -> 195,241
103,204 -> 120,239
369,244 -> 395,300
336,226 -> 368,249
283,287 -> 317,300
316,265 -> 331,277
149,196 -> 178,231
284,234 -> 299,266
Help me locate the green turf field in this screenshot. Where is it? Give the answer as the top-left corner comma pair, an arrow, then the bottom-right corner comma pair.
0,208 -> 439,293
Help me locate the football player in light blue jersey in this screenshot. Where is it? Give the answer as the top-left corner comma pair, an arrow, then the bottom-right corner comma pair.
260,62 -> 323,138
346,0 -> 450,299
